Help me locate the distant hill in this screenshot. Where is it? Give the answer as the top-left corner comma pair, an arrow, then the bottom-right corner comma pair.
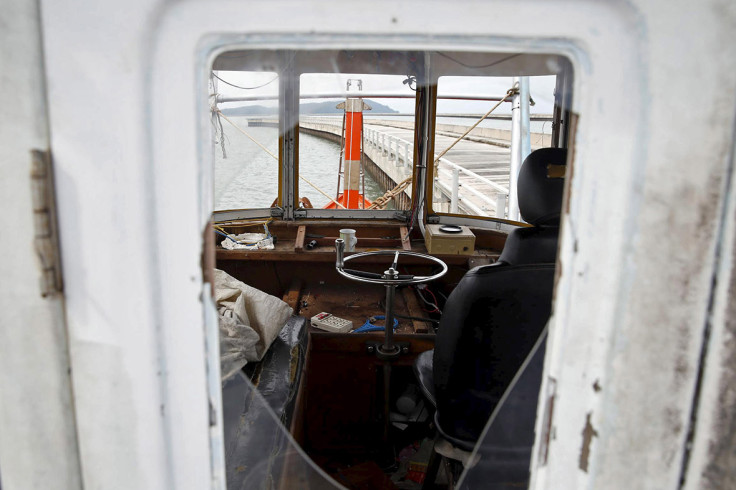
221,99 -> 398,116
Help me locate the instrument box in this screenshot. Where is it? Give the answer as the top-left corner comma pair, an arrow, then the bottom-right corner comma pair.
424,224 -> 475,255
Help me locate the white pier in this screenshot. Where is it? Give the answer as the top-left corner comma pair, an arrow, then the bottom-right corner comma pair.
298,116 -> 550,217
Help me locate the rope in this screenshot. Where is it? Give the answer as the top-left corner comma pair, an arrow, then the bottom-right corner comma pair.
214,112 -> 228,159
301,175 -> 346,209
367,176 -> 413,210
215,110 -> 346,209
217,110 -> 278,159
433,85 -> 517,164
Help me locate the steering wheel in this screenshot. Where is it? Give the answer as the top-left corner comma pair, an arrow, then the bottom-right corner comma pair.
335,238 -> 447,285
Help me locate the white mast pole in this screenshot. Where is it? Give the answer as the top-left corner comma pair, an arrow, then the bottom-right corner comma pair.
508,76 -> 532,222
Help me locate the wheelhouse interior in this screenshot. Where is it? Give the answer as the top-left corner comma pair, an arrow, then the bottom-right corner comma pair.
209,48 -> 574,489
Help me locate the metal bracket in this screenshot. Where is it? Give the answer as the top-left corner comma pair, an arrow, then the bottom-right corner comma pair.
270,207 -> 285,218
426,214 -> 440,224
30,150 -> 63,297
393,210 -> 410,221
366,341 -> 410,360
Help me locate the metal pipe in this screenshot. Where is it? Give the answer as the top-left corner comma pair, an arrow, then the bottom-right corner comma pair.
335,239 -> 345,269
451,167 -> 460,214
519,77 -> 532,164
382,268 -> 399,352
217,93 -> 512,104
382,363 -> 392,445
508,77 -> 532,222
508,79 -> 522,222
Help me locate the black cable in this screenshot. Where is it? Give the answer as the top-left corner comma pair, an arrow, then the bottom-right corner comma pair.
212,72 -> 279,90
376,298 -> 440,325
435,52 -> 522,69
394,314 -> 440,325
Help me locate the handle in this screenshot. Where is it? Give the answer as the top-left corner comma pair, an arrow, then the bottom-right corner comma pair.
335,239 -> 345,269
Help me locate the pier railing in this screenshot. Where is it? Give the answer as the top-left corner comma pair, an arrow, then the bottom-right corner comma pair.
363,126 -> 508,217
299,116 -> 510,217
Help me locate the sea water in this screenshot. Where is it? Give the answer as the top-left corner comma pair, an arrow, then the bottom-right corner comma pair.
215,117 -> 385,211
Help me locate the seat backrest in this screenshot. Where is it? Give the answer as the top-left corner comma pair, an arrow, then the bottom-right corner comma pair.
432,147 -> 567,447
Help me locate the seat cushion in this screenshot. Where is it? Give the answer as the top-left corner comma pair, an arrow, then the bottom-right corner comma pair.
498,226 -> 559,265
516,147 -> 567,226
413,349 -> 436,408
433,264 -> 555,445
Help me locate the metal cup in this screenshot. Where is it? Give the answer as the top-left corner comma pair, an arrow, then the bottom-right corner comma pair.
339,228 -> 357,252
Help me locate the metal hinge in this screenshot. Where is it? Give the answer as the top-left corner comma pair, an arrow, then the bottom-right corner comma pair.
426,214 -> 440,224
30,150 -> 63,297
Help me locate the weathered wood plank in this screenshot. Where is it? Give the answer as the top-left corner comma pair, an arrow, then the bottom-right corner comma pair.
281,278 -> 302,314
294,225 -> 306,252
399,226 -> 412,251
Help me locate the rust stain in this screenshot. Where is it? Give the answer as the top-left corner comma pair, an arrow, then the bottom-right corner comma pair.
593,379 -> 601,392
579,412 -> 598,473
537,377 -> 557,466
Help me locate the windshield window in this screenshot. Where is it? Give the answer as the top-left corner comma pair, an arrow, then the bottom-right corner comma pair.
430,74 -> 555,220
213,70 -> 280,211
298,72 -> 416,211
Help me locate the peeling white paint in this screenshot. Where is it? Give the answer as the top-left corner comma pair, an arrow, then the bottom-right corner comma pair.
0,0 -> 81,488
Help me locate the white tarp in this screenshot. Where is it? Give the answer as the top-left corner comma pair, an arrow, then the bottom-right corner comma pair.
220,233 -> 274,250
214,269 -> 292,381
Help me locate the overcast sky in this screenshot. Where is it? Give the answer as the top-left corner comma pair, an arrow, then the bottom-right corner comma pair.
216,71 -> 556,115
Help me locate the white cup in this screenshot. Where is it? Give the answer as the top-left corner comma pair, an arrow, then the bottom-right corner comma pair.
339,228 -> 357,252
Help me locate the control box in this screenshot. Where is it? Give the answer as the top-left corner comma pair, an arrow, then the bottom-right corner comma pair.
310,312 -> 353,333
424,224 -> 475,255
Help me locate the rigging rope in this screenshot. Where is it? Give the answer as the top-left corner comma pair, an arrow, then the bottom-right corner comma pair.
366,176 -> 412,210
369,85 -> 517,212
433,85 -> 516,164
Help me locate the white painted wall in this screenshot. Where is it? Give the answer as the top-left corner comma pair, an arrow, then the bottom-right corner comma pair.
0,0 -> 81,488
681,121 -> 736,490
531,2 -> 736,489
38,0 -> 187,487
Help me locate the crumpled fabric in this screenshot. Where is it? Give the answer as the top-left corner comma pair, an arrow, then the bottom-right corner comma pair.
214,269 -> 292,382
221,233 -> 274,250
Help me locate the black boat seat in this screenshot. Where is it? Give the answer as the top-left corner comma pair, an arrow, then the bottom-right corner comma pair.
413,349 -> 436,408
415,147 -> 567,453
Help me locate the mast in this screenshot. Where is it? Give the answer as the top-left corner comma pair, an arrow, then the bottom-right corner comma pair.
337,97 -> 371,208
508,76 -> 531,222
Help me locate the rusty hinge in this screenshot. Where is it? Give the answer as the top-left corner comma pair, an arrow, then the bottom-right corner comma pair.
30,149 -> 63,297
